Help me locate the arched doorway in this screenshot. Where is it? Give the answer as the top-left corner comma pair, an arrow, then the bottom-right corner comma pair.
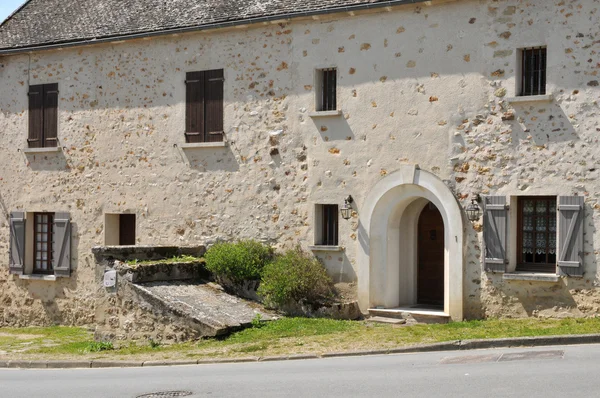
356,165 -> 465,321
417,203 -> 444,306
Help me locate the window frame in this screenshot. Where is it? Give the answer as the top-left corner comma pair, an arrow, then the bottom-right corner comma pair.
516,196 -> 557,273
316,67 -> 337,112
518,47 -> 547,97
28,83 -> 59,148
319,204 -> 339,246
33,212 -> 54,275
185,69 -> 224,144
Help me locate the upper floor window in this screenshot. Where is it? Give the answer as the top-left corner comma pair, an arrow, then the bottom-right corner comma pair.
316,68 -> 337,111
519,47 -> 546,96
185,69 -> 224,143
28,83 -> 58,148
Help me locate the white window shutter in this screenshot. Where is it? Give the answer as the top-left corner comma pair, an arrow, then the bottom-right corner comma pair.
558,196 -> 584,277
9,212 -> 26,275
53,212 -> 71,277
483,196 -> 508,272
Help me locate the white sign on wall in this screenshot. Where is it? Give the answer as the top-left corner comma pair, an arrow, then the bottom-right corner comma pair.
103,270 -> 117,288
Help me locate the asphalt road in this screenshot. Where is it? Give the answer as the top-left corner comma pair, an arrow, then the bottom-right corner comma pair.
1,344 -> 599,398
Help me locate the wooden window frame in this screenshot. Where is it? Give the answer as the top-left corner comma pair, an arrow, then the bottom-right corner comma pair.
516,196 -> 557,273
28,83 -> 59,148
317,68 -> 337,112
33,212 -> 54,275
320,204 -> 339,246
185,69 -> 224,143
519,47 -> 547,97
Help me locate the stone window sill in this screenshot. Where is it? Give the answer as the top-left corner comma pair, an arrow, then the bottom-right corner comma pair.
308,110 -> 342,118
22,147 -> 61,154
179,142 -> 227,149
18,274 -> 57,281
503,272 -> 559,283
308,245 -> 343,252
506,94 -> 553,104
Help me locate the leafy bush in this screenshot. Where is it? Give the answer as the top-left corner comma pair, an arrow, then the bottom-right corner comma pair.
83,341 -> 114,353
204,240 -> 274,283
258,247 -> 334,309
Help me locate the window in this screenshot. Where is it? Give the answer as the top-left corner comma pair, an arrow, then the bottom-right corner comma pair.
104,213 -> 136,245
517,197 -> 556,273
185,69 -> 224,143
316,68 -> 337,111
315,204 -> 339,246
483,196 -> 584,277
519,47 -> 546,96
34,213 -> 54,274
28,83 -> 58,148
9,211 -> 71,277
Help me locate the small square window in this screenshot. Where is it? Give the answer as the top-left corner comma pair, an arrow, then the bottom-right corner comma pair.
316,68 -> 337,112
315,204 -> 339,246
105,213 -> 136,246
519,47 -> 547,96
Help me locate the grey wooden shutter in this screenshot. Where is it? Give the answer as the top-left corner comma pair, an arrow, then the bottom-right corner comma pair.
557,196 -> 584,277
52,212 -> 71,277
483,196 -> 508,272
28,84 -> 43,148
185,71 -> 205,143
204,69 -> 224,142
43,83 -> 59,147
9,212 -> 26,275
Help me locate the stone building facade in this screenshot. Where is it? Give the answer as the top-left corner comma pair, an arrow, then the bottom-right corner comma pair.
0,0 -> 599,325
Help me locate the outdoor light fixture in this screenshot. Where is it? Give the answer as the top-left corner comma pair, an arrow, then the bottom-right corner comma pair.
466,197 -> 482,222
340,195 -> 354,220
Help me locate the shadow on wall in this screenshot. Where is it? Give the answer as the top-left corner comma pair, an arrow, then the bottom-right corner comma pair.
177,145 -> 240,172
317,250 -> 357,284
508,101 -> 579,146
312,115 -> 355,142
23,150 -> 70,172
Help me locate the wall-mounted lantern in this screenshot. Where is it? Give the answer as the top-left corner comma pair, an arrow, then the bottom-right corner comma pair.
340,195 -> 354,220
465,196 -> 482,222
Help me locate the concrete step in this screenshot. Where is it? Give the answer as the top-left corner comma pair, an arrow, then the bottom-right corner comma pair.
368,307 -> 450,324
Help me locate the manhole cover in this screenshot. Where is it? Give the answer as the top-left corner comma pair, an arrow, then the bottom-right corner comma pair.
136,391 -> 193,398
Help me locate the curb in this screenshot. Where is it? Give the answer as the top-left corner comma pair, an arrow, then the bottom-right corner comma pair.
2,334 -> 600,369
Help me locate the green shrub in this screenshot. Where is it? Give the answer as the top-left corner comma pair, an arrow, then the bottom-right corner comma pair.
204,240 -> 274,283
83,341 -> 114,353
258,247 -> 334,309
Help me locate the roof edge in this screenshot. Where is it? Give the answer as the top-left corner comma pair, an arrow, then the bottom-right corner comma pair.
0,0 -> 33,28
0,0 -> 429,55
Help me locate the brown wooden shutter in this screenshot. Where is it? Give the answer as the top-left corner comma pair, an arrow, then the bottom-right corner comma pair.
557,196 -> 584,277
28,84 -> 44,148
483,196 -> 508,272
185,71 -> 205,143
9,212 -> 26,275
52,212 -> 71,277
43,83 -> 59,147
204,69 -> 224,142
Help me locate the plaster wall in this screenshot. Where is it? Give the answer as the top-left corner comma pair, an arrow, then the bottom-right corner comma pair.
0,0 -> 599,325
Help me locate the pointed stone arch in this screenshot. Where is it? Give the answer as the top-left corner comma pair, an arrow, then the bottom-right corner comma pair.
356,165 -> 465,320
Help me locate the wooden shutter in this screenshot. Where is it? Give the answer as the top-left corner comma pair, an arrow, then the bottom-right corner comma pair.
52,212 -> 71,277
204,69 -> 224,142
28,84 -> 44,148
483,196 -> 508,272
43,83 -> 59,147
185,71 -> 205,143
119,214 -> 136,245
9,212 -> 26,275
557,196 -> 584,277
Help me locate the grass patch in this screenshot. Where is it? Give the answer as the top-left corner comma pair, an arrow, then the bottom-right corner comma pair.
126,255 -> 203,267
2,318 -> 600,360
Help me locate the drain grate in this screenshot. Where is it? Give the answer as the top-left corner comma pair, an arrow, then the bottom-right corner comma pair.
136,391 -> 193,398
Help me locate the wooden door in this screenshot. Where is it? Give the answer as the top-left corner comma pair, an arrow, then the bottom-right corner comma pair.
417,203 -> 444,305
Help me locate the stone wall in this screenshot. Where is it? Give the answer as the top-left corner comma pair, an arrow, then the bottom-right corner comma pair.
0,0 -> 599,324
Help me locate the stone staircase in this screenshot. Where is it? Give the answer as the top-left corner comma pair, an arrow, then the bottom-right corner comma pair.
368,306 -> 450,325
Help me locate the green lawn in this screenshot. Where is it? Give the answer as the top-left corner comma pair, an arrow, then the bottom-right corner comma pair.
1,317 -> 600,361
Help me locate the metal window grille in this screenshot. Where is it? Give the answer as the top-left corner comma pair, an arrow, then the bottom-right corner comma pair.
520,47 -> 547,96
34,212 -> 54,274
517,197 -> 557,273
320,68 -> 337,111
321,204 -> 339,246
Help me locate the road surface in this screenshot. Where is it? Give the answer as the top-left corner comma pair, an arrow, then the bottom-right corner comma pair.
1,344 -> 598,397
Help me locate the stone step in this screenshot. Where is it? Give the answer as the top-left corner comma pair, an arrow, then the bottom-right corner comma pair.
368,307 -> 450,324
368,316 -> 407,325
